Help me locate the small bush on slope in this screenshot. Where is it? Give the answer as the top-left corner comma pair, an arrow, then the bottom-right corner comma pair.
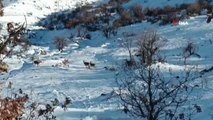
131,5 -> 144,22
0,61 -> 9,73
183,41 -> 201,65
54,37 -> 68,51
187,3 -> 202,16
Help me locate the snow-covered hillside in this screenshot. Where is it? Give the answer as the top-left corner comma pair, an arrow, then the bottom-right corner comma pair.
0,0 -> 212,120
0,0 -> 197,25
1,0 -> 102,26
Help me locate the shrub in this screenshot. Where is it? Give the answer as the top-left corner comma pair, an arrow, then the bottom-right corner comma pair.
116,33 -> 197,120
102,25 -> 117,38
162,6 -> 177,14
62,59 -> 70,67
206,5 -> 213,14
100,6 -> 111,24
121,32 -> 136,67
54,37 -> 68,51
187,3 -> 201,15
183,41 -> 201,64
0,82 -> 71,120
109,0 -> 124,15
0,61 -> 9,73
197,0 -> 209,8
183,42 -> 197,56
137,30 -> 164,66
183,41 -> 200,58
152,8 -> 163,16
144,8 -> 154,16
116,11 -> 132,26
40,49 -> 47,55
0,93 -> 28,119
179,3 -> 190,10
83,15 -> 98,26
159,15 -> 171,25
84,24 -> 100,31
66,4 -> 107,31
159,14 -> 177,25
66,19 -> 80,29
0,22 -> 30,61
76,26 -> 90,39
131,5 -> 144,21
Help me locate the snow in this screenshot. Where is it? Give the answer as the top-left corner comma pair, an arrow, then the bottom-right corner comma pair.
0,0 -> 212,119
124,0 -> 196,8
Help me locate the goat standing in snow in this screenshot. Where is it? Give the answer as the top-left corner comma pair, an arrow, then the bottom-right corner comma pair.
83,60 -> 90,69
89,61 -> 95,68
33,59 -> 42,66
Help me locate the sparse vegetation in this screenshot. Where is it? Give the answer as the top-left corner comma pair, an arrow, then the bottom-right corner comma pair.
102,25 -> 117,38
66,19 -> 80,29
137,30 -> 164,66
183,41 -> 200,65
121,32 -> 136,67
0,61 -> 9,73
187,3 -> 201,15
115,30 -> 200,120
54,37 -> 67,51
117,11 -> 132,26
184,41 -> 200,56
37,0 -> 213,34
0,82 -> 71,120
0,21 -> 31,74
0,0 -> 212,119
116,64 -> 197,120
131,5 -> 144,21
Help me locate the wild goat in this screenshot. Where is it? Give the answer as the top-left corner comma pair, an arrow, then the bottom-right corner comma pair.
89,61 -> 95,67
83,60 -> 90,68
33,60 -> 42,66
83,61 -> 96,69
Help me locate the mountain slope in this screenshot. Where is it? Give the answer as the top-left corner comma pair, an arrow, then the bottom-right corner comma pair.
0,0 -> 212,120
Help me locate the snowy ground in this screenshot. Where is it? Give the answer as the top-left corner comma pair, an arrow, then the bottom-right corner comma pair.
0,0 -> 213,120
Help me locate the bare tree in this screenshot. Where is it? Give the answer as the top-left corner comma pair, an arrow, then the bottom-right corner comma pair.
183,41 -> 199,57
116,65 -> 196,120
54,37 -> 67,51
115,31 -> 198,120
137,30 -> 164,66
102,25 -> 117,38
121,32 -> 136,67
183,41 -> 200,65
